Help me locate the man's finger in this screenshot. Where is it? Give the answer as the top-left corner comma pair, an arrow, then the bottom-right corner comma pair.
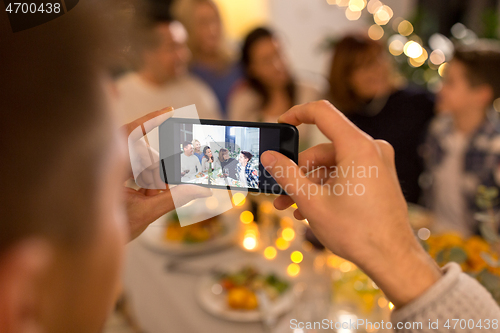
298,143 -> 337,173
261,150 -> 312,207
278,101 -> 372,160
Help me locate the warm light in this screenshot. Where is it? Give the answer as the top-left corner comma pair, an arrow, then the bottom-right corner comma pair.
291,203 -> 298,209
291,251 -> 304,263
287,263 -> 300,277
264,246 -> 277,260
388,302 -> 394,310
408,48 -> 428,67
389,39 -> 404,56
243,236 -> 257,250
378,297 -> 388,308
232,193 -> 246,207
205,196 -> 219,210
282,227 -> 295,241
327,255 -> 343,268
345,7 -> 361,21
276,237 -> 290,250
259,201 -> 273,214
367,0 -> 382,14
397,20 -> 413,36
302,241 -> 313,252
326,0 -> 338,4
438,63 -> 447,76
494,98 -> 500,112
213,0 -> 268,40
417,228 -> 431,240
280,217 -> 293,228
373,5 -> 393,25
240,211 -> 254,224
368,24 -> 384,40
429,49 -> 445,65
339,261 -> 354,272
348,0 -> 366,12
337,0 -> 350,7
404,41 -> 422,58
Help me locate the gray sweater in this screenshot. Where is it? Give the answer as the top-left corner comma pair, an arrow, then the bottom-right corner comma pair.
391,263 -> 500,332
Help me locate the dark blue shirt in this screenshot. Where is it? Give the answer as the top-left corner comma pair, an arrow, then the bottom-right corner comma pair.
191,63 -> 243,117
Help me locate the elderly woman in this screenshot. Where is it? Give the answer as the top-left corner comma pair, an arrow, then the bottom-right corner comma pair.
236,151 -> 258,188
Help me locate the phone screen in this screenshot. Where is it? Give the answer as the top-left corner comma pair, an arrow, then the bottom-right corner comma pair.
159,118 -> 298,194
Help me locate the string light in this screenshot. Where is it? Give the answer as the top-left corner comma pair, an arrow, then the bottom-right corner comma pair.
239,211 -> 254,224
429,49 -> 445,65
348,0 -> 366,11
264,246 -> 277,260
438,63 -> 447,77
243,235 -> 257,250
276,237 -> 289,250
232,192 -> 246,207
287,263 -> 300,277
373,5 -> 393,25
367,0 -> 382,14
345,7 -> 362,20
282,227 -> 295,241
368,24 -> 384,40
291,251 -> 304,263
404,41 -> 423,58
397,20 -> 413,36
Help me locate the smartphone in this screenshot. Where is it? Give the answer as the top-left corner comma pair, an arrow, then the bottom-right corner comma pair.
159,118 -> 298,194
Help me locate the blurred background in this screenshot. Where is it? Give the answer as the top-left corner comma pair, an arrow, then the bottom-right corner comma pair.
106,1 -> 500,332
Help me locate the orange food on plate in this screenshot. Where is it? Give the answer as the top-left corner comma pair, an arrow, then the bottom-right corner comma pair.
227,287 -> 258,310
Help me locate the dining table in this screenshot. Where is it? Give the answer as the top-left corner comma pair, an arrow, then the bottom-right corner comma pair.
122,195 -> 398,333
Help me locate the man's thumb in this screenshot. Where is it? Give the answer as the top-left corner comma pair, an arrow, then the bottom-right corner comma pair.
260,151 -> 310,200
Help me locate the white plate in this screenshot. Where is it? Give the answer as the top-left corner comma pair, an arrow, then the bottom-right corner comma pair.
139,212 -> 239,256
196,259 -> 294,322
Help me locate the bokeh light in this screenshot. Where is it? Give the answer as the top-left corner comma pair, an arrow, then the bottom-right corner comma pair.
348,0 -> 366,11
205,196 -> 219,210
232,192 -> 246,207
367,0 -> 382,14
373,5 -> 393,25
378,297 -> 388,308
438,63 -> 447,77
243,235 -> 257,250
345,7 -> 362,21
287,263 -> 300,277
397,20 -> 413,36
389,39 -> 404,56
276,237 -> 290,250
388,302 -> 394,310
264,246 -> 277,260
239,211 -> 254,224
368,24 -> 384,40
404,41 -> 423,58
282,227 -> 296,241
429,49 -> 445,65
417,228 -> 431,240
291,251 -> 304,263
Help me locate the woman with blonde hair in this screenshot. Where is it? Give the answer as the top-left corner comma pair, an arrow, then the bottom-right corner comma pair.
172,0 -> 242,117
328,34 -> 435,203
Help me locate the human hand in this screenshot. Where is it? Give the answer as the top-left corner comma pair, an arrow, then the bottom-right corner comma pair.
122,107 -> 212,240
260,101 -> 441,307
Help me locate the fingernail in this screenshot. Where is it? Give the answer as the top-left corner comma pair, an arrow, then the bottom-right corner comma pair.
261,151 -> 277,168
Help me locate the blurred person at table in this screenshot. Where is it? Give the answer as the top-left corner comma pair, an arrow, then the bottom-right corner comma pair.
172,0 -> 243,117
181,141 -> 202,181
116,15 -> 221,130
237,151 -> 258,188
201,146 -> 215,172
217,148 -> 237,179
228,27 -> 324,149
328,34 -> 435,204
192,139 -> 204,162
421,44 -> 500,237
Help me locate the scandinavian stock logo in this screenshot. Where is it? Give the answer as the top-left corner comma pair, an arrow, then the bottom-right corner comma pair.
4,0 -> 79,32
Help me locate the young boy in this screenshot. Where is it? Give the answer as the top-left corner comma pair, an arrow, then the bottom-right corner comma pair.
423,44 -> 500,236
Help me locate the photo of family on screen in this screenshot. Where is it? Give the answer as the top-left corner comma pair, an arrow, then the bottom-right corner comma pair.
179,124 -> 260,189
